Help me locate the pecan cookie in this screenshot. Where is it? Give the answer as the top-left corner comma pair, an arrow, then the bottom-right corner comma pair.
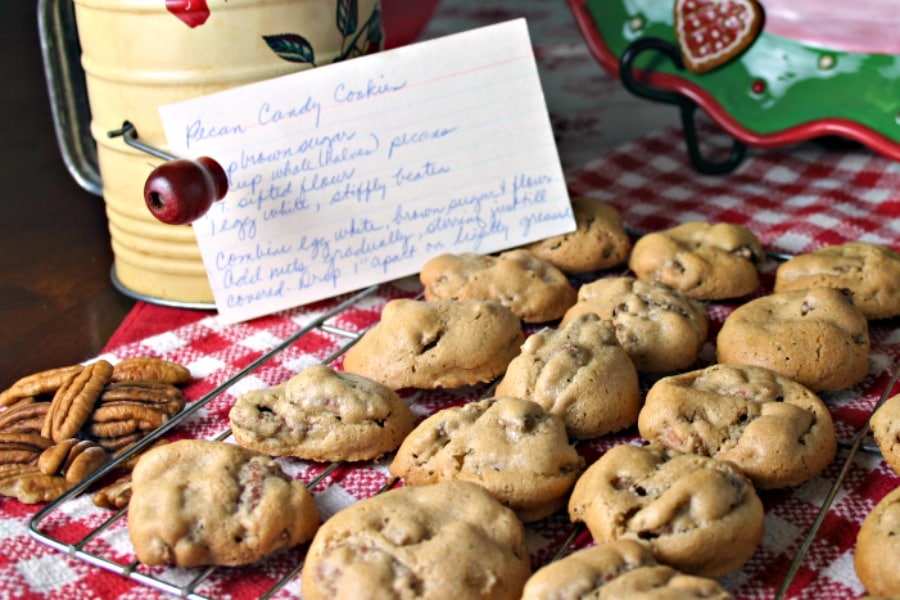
389,396 -> 584,522
301,480 -> 531,600
495,314 -> 640,439
716,287 -> 870,392
870,393 -> 900,476
628,221 -> 764,300
230,365 -> 415,463
128,439 -> 319,567
521,539 -> 732,600
638,364 -> 837,489
521,197 -> 632,274
568,443 -> 764,578
775,241 -> 900,320
342,299 -> 524,390
560,276 -> 709,373
855,486 -> 900,596
420,249 -> 576,323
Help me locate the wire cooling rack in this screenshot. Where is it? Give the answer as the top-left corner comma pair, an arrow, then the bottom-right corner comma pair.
26,270 -> 900,599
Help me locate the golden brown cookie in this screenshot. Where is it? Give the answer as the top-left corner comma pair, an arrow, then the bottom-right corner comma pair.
521,539 -> 733,600
716,287 -> 870,392
229,365 -> 416,463
522,197 -> 632,274
420,249 -> 576,323
774,241 -> 900,320
855,486 -> 900,596
495,313 -> 641,439
342,299 -> 524,390
628,221 -> 764,300
568,443 -> 764,578
638,364 -> 837,489
128,439 -> 319,567
389,396 -> 584,522
300,480 -> 532,600
871,393 -> 900,476
560,276 -> 709,373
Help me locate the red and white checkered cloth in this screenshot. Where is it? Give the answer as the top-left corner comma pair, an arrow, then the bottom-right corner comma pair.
2,126 -> 899,599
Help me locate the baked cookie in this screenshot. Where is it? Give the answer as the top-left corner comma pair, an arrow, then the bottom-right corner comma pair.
419,249 -> 576,323
568,442 -> 764,578
560,276 -> 709,373
521,539 -> 732,600
128,439 -> 319,567
342,299 -> 524,390
300,480 -> 531,600
495,313 -> 641,439
855,486 -> 900,596
638,364 -> 837,489
870,393 -> 900,476
522,197 -> 632,274
389,396 -> 584,522
229,365 -> 416,463
628,221 -> 764,300
716,287 -> 870,392
774,241 -> 900,320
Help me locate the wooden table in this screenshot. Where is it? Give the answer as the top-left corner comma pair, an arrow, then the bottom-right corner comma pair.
0,2 -> 135,390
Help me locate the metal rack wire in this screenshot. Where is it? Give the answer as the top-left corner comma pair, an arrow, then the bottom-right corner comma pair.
27,275 -> 900,599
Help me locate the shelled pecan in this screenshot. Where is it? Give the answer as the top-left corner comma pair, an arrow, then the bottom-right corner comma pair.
0,463 -> 70,504
42,360 -> 113,442
92,474 -> 133,510
0,402 -> 50,435
0,432 -> 53,466
111,357 -> 192,385
0,365 -> 83,408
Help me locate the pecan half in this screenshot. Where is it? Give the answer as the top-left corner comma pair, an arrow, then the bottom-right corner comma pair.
0,401 -> 50,435
93,474 -> 132,510
0,463 -> 71,504
38,439 -> 109,485
0,365 -> 83,408
97,380 -> 185,415
94,432 -> 144,453
111,357 -> 191,385
42,360 -> 113,442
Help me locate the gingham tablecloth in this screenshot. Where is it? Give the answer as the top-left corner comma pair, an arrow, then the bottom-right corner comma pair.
5,0 -> 900,596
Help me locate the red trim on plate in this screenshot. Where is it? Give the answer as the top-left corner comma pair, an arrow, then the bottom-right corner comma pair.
566,0 -> 900,161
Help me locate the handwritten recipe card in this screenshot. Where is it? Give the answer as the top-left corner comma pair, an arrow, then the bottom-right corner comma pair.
159,19 -> 574,323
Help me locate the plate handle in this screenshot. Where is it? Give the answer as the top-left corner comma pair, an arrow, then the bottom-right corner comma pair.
619,37 -> 746,175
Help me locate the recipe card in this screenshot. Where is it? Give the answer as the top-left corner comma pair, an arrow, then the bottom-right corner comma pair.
159,19 -> 574,324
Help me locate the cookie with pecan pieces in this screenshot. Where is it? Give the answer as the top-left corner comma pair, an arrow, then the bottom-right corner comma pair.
775,241 -> 900,320
496,313 -> 640,439
390,396 -> 583,522
568,443 -> 764,578
521,197 -> 632,274
717,287 -> 870,392
420,249 -> 576,323
301,480 -> 531,600
628,221 -> 764,300
870,393 -> 900,476
561,276 -> 708,373
638,364 -> 836,489
230,365 -> 415,463
343,299 -> 524,390
855,486 -> 900,596
521,539 -> 732,600
128,439 -> 320,567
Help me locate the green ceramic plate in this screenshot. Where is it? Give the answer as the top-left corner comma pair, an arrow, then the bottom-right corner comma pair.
568,0 -> 900,162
